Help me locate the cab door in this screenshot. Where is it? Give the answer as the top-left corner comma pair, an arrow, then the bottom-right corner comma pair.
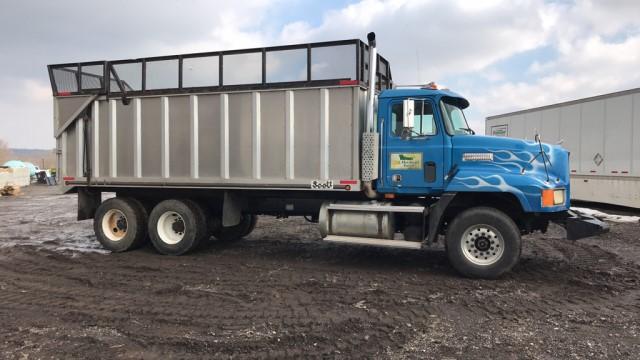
381,98 -> 445,194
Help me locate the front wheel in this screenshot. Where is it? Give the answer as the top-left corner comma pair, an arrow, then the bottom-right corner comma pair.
445,207 -> 521,279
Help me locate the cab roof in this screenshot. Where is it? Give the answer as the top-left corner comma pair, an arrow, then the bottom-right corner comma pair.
379,88 -> 469,109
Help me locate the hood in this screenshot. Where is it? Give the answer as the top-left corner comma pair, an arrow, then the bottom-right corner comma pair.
451,135 -> 569,184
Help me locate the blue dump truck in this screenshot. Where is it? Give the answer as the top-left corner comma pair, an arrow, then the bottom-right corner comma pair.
48,33 -> 607,278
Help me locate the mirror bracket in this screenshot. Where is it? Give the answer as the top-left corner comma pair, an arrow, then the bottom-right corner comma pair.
402,98 -> 414,129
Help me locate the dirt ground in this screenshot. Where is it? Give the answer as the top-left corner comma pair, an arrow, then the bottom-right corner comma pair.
0,186 -> 639,359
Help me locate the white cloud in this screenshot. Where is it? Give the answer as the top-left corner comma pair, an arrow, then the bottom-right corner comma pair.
2,0 -> 640,148
276,0 -> 552,83
0,78 -> 53,148
468,1 -> 640,132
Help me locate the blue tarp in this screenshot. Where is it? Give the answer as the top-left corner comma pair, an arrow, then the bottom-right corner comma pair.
2,160 -> 39,176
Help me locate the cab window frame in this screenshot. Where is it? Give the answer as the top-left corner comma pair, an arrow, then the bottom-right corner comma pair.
389,98 -> 438,139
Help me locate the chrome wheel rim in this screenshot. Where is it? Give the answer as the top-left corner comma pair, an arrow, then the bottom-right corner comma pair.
461,224 -> 505,266
102,209 -> 128,241
157,211 -> 185,245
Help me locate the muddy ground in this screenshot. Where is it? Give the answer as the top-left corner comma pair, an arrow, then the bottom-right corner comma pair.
0,186 -> 638,359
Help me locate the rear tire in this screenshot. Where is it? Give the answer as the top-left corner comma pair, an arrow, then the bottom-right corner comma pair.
148,199 -> 208,255
212,214 -> 257,242
94,197 -> 148,252
445,207 -> 521,279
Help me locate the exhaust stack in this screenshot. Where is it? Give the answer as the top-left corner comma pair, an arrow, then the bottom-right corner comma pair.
365,32 -> 377,133
361,32 -> 379,199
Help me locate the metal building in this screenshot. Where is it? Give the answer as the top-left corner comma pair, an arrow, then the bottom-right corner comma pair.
486,87 -> 640,208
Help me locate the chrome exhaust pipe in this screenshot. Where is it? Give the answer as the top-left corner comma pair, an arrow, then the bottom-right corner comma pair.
365,32 -> 377,133
362,32 -> 379,199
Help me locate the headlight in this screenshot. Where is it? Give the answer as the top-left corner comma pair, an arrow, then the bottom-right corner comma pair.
541,189 -> 565,207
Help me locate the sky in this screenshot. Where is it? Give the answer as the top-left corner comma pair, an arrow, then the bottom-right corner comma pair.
1,0 -> 639,149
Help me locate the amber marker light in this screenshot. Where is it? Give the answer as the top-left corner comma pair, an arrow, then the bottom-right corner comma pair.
541,189 -> 565,207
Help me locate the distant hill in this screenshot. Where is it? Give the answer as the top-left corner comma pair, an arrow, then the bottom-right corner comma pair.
4,148 -> 57,169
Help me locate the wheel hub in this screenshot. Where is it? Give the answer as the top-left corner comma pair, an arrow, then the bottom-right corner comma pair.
461,225 -> 505,266
474,237 -> 490,251
102,209 -> 128,242
172,218 -> 185,234
157,211 -> 186,245
116,217 -> 127,232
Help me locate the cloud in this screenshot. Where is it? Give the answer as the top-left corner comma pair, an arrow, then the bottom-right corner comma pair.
1,0 -> 639,148
467,1 -> 640,131
277,0 -> 552,83
0,78 -> 53,148
0,0 -> 278,148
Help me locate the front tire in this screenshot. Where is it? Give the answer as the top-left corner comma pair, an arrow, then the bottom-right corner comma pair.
148,199 -> 208,255
445,207 -> 521,279
94,197 -> 148,252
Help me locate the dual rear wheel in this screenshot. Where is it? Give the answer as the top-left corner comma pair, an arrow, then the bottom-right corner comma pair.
148,199 -> 208,255
94,197 -> 148,252
94,198 -> 256,255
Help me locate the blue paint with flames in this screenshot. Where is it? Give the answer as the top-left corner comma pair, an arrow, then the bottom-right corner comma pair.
375,88 -> 570,213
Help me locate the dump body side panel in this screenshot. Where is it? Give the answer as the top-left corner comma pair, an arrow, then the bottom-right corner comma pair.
54,86 -> 366,191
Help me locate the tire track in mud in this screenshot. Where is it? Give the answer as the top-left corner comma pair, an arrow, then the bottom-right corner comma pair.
1,189 -> 640,358
2,237 -> 639,358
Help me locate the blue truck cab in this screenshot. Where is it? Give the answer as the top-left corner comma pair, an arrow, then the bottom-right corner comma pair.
361,85 -> 607,278
377,87 -> 569,213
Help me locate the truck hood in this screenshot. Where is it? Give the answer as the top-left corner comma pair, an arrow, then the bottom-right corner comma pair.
450,135 -> 570,185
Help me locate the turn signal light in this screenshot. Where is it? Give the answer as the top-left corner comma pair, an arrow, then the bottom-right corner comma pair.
541,189 -> 565,207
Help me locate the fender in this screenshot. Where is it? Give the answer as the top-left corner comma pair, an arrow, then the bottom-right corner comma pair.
424,192 -> 456,247
445,170 -> 533,211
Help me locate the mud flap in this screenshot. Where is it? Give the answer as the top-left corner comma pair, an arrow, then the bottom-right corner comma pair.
557,209 -> 610,241
77,188 -> 101,221
222,192 -> 245,227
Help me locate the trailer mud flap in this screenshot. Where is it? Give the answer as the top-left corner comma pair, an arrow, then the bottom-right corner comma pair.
556,210 -> 609,241
77,188 -> 101,221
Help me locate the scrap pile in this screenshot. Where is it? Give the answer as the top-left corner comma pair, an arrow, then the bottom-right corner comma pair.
0,184 -> 21,196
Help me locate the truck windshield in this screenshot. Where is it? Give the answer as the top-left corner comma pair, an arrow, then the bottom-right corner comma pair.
440,100 -> 473,135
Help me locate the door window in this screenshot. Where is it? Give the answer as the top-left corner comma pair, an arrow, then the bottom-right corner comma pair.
391,100 -> 436,138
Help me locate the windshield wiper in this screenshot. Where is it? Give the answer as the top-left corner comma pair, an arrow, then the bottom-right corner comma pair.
460,128 -> 475,135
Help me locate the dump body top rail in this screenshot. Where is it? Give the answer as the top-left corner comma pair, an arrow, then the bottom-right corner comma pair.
48,39 -> 392,98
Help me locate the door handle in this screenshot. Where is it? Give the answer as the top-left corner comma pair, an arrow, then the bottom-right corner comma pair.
424,161 -> 436,183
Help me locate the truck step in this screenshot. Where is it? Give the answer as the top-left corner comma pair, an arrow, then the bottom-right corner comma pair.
326,203 -> 425,213
323,235 -> 422,249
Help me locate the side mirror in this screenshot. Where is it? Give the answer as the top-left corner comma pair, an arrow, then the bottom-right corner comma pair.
402,99 -> 414,129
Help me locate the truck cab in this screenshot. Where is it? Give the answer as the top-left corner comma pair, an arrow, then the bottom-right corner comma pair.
376,86 -> 570,215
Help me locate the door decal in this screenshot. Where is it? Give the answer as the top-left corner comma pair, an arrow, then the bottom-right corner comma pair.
390,153 -> 423,170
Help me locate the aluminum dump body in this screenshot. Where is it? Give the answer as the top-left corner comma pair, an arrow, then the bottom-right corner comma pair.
49,39 -> 392,192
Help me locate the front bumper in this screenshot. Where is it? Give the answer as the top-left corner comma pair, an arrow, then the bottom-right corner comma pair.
552,209 -> 610,240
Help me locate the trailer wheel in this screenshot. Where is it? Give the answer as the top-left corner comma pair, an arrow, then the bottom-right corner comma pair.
445,207 -> 521,279
94,197 -> 148,252
212,214 -> 257,242
148,199 -> 208,255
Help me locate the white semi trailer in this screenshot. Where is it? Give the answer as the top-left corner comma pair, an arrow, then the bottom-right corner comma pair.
486,87 -> 640,208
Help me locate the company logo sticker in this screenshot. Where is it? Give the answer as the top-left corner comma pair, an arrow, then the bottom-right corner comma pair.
491,125 -> 508,137
390,153 -> 423,170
